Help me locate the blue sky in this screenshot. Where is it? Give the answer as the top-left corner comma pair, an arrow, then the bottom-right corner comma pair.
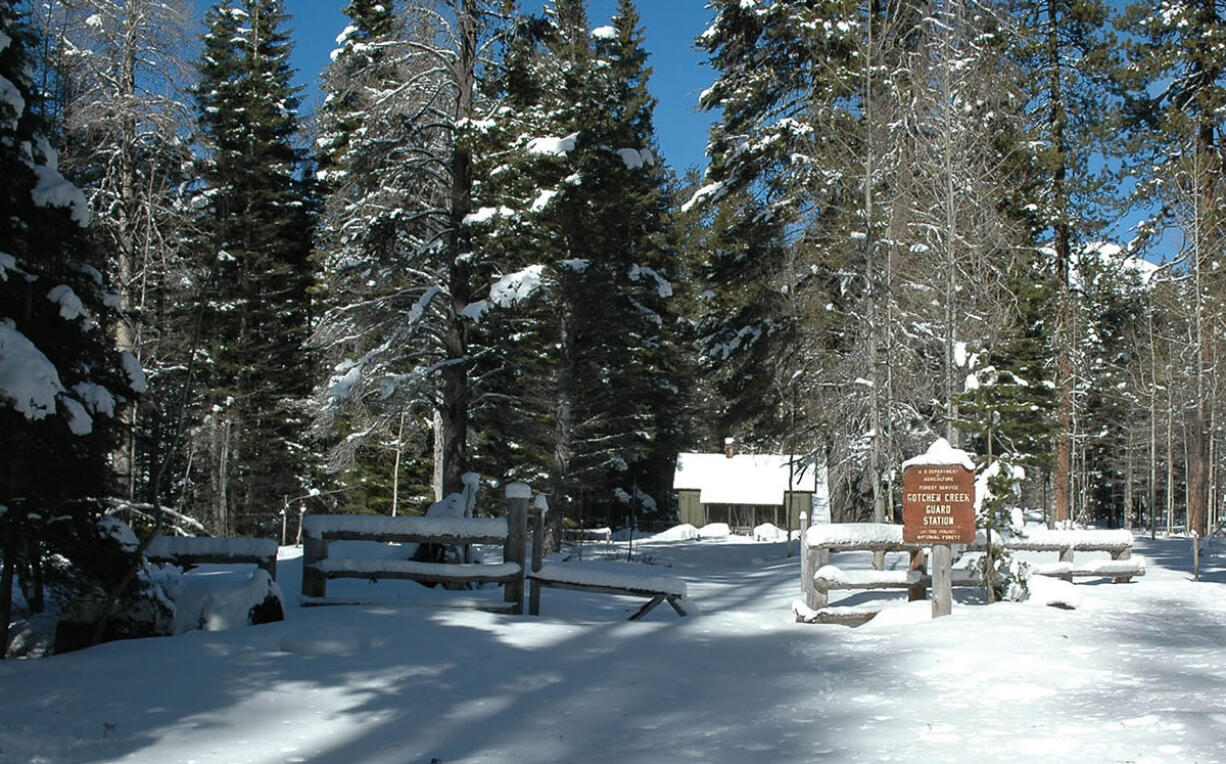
283,0 -> 719,175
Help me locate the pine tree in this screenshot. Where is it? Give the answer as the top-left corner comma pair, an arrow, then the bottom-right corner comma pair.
1008,0 -> 1118,525
191,0 -> 316,535
311,0 -> 517,509
0,0 -> 146,656
1119,0 -> 1226,538
311,0 -> 441,513
691,0 -> 853,449
466,0 -> 682,527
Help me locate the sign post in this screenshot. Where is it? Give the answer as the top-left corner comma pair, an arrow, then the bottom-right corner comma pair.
902,462 -> 976,618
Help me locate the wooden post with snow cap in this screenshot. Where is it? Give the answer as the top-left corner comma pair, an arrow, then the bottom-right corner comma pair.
901,438 -> 977,619
529,494 -> 548,616
800,511 -> 826,610
504,482 -> 531,614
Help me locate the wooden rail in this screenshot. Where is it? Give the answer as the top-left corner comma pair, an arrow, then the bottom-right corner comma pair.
527,504 -> 688,621
797,518 -> 1144,625
300,488 -> 528,613
144,536 -> 279,581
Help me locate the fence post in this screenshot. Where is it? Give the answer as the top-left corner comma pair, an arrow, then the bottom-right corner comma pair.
800,511 -> 824,610
301,523 -> 328,598
529,495 -> 547,615
505,483 -> 531,614
931,544 -> 952,618
908,549 -> 927,602
1059,544 -> 1075,581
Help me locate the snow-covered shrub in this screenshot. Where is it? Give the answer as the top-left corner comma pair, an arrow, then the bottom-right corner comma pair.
167,569 -> 284,635
51,518 -> 173,653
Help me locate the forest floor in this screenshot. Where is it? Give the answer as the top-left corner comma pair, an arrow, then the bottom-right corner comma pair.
2,530 -> 1225,763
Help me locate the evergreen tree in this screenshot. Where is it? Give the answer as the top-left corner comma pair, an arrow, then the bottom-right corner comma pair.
468,0 -> 682,527
190,0 -> 316,535
692,0 -> 856,450
310,0 -> 515,511
1008,0 -> 1118,525
0,0 -> 146,656
1119,0 -> 1226,538
310,0 -> 441,513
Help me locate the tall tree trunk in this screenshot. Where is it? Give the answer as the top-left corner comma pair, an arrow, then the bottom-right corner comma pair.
1124,429 -> 1134,530
1043,0 -> 1074,525
0,539 -> 14,660
1167,382 -> 1175,534
440,0 -> 478,498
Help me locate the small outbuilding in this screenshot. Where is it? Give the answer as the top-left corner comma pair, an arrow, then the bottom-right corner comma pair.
672,451 -> 829,533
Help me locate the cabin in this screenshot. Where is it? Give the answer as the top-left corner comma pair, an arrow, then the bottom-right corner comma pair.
672,451 -> 829,533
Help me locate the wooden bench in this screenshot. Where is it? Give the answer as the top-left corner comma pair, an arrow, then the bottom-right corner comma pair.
528,562 -> 689,620
300,508 -> 528,613
526,504 -> 688,621
796,520 -> 1144,624
144,536 -> 279,581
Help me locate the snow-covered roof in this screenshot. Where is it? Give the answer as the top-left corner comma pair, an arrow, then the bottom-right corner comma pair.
673,453 -> 823,506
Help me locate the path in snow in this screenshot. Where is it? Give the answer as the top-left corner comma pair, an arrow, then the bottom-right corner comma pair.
1,533 -> 1225,763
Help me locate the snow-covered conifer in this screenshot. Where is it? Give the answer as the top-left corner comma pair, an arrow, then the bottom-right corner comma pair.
0,0 -> 145,657
189,0 -> 316,535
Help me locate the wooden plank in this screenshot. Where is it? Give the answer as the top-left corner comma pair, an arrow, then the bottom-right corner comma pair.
793,607 -> 878,625
303,515 -> 509,544
529,578 -> 687,601
529,580 -> 687,621
311,530 -> 508,546
310,560 -> 522,585
814,568 -> 979,592
628,595 -> 666,621
300,596 -> 517,614
146,553 -> 278,581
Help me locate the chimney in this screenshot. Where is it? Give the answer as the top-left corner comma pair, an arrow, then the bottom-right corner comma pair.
724,437 -> 735,459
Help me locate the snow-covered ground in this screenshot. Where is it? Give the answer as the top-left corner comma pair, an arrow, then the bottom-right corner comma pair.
3,531 -> 1225,763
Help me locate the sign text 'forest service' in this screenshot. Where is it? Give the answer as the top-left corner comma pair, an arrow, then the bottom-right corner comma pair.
902,464 -> 976,544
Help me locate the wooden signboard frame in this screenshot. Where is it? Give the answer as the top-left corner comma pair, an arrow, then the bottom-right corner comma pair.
902,463 -> 976,618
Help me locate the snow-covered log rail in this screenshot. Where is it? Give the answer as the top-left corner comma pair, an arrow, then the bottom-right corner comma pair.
300,494 -> 528,613
526,504 -> 688,621
797,518 -> 1144,624
144,536 -> 279,581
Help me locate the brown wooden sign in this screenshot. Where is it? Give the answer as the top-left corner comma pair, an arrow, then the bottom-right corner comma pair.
902,464 -> 976,544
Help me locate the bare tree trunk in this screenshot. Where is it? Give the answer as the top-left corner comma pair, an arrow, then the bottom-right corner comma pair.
0,541 -> 14,660
1043,0 -> 1074,526
1124,429 -> 1134,530
392,410 -> 405,516
433,409 -> 445,502
1149,307 -> 1159,538
1168,382 -> 1175,534
439,0 -> 478,498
